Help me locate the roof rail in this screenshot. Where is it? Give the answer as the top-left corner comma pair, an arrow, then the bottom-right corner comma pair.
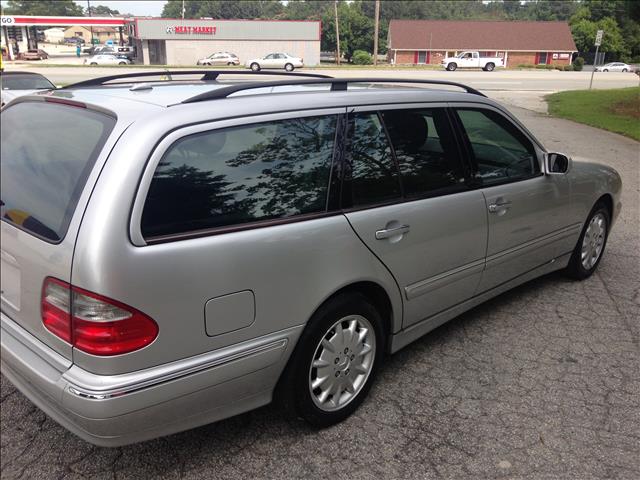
65,70 -> 333,89
181,77 -> 485,104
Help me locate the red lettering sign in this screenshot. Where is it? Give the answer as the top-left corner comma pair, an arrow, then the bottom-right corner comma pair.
170,25 -> 216,35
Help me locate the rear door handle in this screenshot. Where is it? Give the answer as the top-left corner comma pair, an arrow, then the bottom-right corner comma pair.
375,224 -> 410,240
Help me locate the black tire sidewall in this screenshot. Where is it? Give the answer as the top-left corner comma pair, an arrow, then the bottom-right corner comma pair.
447,63 -> 457,71
285,63 -> 294,71
567,204 -> 610,279
286,293 -> 384,427
251,63 -> 260,71
486,63 -> 494,71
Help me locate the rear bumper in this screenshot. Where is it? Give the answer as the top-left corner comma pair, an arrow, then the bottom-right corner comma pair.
1,311 -> 302,446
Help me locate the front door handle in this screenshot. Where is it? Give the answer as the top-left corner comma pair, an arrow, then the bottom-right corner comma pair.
488,199 -> 512,213
375,224 -> 410,240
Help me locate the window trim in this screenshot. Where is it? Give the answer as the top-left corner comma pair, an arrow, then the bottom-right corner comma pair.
448,104 -> 545,188
130,107 -> 347,246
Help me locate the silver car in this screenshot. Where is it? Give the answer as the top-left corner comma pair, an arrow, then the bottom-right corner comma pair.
0,72 -> 622,447
1,71 -> 56,107
197,52 -> 240,66
246,52 -> 304,71
595,62 -> 631,72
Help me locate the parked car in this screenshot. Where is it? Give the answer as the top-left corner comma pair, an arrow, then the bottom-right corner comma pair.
595,62 -> 631,72
246,52 -> 304,71
17,49 -> 49,61
84,54 -> 132,66
0,71 -> 56,107
197,52 -> 240,66
0,72 -> 622,447
442,51 -> 504,71
64,37 -> 85,45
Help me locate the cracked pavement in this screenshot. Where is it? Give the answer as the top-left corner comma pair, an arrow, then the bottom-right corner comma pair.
1,103 -> 639,479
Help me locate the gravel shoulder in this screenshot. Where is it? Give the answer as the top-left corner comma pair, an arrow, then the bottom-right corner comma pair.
1,104 -> 639,480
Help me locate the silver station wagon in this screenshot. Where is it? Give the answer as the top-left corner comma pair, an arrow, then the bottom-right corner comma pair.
0,71 -> 622,446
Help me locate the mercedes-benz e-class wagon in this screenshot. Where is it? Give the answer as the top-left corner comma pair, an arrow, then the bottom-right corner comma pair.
0,72 -> 621,446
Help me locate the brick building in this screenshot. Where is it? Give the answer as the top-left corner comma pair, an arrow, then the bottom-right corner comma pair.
387,20 -> 577,67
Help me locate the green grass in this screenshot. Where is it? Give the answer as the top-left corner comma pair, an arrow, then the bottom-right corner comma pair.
546,87 -> 640,141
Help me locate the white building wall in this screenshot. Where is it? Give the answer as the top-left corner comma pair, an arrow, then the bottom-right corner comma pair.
165,40 -> 320,66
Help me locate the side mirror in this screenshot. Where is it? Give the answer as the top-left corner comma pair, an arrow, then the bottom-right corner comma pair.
545,152 -> 571,174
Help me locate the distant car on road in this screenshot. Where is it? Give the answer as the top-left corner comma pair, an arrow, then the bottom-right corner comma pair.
246,52 -> 304,71
17,49 -> 49,61
197,52 -> 239,66
84,54 -> 132,66
442,51 -> 504,71
0,71 -> 56,107
64,37 -> 85,45
595,62 -> 631,72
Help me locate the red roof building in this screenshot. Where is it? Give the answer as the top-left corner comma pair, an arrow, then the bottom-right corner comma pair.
387,20 -> 577,67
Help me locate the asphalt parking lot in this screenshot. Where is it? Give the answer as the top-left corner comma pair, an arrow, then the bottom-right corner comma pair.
1,99 -> 639,478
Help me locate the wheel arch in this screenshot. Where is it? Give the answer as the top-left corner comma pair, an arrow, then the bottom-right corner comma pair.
595,193 -> 613,218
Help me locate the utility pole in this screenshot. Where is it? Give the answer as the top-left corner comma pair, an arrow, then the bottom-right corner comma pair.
373,0 -> 380,66
182,0 -> 186,20
334,1 -> 341,65
86,0 -> 94,46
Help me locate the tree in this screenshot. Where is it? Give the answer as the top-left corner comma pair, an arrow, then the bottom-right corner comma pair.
87,5 -> 121,16
4,0 -> 84,16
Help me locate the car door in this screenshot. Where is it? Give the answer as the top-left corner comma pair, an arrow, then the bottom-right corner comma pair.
451,105 -> 575,294
262,54 -> 276,67
343,106 -> 488,327
211,54 -> 224,65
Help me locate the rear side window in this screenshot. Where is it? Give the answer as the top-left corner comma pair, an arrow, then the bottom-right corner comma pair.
381,109 -> 466,197
345,112 -> 401,207
455,109 -> 538,184
141,115 -> 337,238
1,102 -> 115,242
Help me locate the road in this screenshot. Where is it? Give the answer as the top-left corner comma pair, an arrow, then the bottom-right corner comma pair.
1,93 -> 639,478
4,63 -> 639,92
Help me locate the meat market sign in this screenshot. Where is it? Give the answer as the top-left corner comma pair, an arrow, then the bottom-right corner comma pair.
166,25 -> 216,35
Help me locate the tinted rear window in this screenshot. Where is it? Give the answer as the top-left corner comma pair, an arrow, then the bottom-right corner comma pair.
1,102 -> 115,242
141,115 -> 337,238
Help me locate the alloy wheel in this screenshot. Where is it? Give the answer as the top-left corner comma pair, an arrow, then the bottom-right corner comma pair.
308,315 -> 376,412
581,212 -> 607,270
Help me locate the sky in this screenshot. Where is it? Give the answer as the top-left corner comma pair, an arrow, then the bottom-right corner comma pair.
73,1 -> 167,16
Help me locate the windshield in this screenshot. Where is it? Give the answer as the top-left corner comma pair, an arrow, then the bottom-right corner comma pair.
1,74 -> 55,91
1,101 -> 115,242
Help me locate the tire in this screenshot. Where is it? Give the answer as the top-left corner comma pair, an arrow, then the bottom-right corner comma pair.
622,68 -> 628,72
446,62 -> 457,71
603,69 -> 608,72
118,61 -> 126,65
90,62 -> 97,66
250,62 -> 260,71
565,202 -> 610,280
284,63 -> 294,72
277,293 -> 384,428
485,62 -> 495,71
227,62 -> 234,66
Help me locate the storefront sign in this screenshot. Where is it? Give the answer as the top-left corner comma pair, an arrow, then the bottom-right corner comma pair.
166,25 -> 216,35
553,53 -> 570,60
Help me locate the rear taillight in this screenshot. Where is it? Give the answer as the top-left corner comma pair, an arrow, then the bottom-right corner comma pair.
41,278 -> 158,356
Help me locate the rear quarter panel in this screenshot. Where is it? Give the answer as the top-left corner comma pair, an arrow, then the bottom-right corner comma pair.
71,115 -> 403,375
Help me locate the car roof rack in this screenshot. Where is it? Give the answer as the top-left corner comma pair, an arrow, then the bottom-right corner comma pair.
65,70 -> 333,89
181,77 -> 485,104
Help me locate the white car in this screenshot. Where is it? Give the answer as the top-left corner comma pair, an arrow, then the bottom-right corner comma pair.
197,52 -> 240,66
1,72 -> 56,107
84,54 -> 132,66
246,53 -> 304,71
595,62 -> 631,72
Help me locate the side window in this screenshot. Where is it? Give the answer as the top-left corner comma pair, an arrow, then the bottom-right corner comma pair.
381,108 -> 466,197
455,108 -> 538,184
141,115 -> 337,238
265,54 -> 274,59
345,113 -> 402,207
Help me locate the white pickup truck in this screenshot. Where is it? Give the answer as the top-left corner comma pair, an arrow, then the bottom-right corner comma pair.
442,51 -> 504,71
